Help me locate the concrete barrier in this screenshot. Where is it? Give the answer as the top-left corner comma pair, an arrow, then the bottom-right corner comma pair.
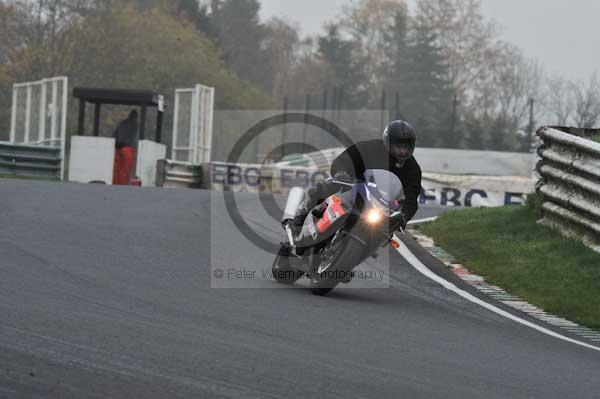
278,147 -> 537,177
69,136 -> 115,184
136,140 -> 166,187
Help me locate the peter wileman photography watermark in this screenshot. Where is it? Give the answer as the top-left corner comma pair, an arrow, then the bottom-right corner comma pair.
213,266 -> 386,283
209,110 -> 393,289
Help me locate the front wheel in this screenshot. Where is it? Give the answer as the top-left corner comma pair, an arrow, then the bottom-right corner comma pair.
272,246 -> 301,285
308,243 -> 340,296
309,272 -> 340,296
309,235 -> 368,296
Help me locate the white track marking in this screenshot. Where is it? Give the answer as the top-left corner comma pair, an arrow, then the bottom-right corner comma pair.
407,217 -> 439,225
393,235 -> 600,353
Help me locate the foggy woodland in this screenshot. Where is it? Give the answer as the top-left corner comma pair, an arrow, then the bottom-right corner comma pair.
1,0 -> 599,154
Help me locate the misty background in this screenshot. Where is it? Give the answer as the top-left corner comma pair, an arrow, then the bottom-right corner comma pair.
1,0 -> 599,161
260,0 -> 600,81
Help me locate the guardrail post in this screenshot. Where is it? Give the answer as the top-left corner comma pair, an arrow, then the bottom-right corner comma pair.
39,80 -> 47,144
60,77 -> 68,180
10,86 -> 17,143
24,85 -> 32,143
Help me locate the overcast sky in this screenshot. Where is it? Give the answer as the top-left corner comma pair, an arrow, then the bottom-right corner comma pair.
259,0 -> 600,81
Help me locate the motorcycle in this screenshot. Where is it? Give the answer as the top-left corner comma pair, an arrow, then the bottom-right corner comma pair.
273,169 -> 405,296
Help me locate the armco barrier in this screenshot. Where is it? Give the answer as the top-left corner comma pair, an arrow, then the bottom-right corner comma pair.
156,159 -> 203,188
0,142 -> 61,179
537,126 -> 600,251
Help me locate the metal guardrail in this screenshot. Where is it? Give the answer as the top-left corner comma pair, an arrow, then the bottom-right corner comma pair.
0,142 -> 62,180
536,127 -> 600,251
156,159 -> 203,188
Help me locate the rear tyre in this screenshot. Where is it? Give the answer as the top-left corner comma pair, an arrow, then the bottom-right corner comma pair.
272,246 -> 301,285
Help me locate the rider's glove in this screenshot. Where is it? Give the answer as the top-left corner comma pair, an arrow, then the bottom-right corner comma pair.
333,171 -> 353,184
308,182 -> 326,199
391,212 -> 407,232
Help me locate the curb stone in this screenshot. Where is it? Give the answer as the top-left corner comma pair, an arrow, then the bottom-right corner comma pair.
409,228 -> 600,343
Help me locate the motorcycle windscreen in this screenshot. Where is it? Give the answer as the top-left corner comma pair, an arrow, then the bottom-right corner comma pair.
363,169 -> 404,209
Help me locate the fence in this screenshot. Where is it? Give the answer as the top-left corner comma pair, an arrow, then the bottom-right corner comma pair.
0,142 -> 62,179
9,76 -> 68,179
536,127 -> 600,251
172,84 -> 215,164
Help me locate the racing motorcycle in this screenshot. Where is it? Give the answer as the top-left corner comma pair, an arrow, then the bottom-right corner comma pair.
273,169 -> 405,296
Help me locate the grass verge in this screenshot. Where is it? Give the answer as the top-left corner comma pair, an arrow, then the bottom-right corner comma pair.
421,202 -> 600,330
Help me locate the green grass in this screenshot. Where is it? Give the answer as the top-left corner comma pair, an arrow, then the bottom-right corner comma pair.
421,204 -> 600,330
592,135 -> 600,143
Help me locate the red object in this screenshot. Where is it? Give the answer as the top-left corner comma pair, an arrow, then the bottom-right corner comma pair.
316,196 -> 347,234
130,177 -> 142,186
113,146 -> 136,185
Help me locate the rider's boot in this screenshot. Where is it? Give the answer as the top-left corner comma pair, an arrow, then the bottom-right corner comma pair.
290,208 -> 307,238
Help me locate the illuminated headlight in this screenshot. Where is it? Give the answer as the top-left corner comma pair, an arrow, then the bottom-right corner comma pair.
366,209 -> 383,224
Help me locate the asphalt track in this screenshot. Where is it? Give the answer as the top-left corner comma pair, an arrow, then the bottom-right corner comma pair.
1,179 -> 599,398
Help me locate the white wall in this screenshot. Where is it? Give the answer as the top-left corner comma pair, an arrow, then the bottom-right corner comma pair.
278,147 -> 537,177
414,148 -> 536,177
69,136 -> 115,184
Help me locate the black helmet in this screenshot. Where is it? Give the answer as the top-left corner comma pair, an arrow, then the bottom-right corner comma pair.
383,120 -> 417,164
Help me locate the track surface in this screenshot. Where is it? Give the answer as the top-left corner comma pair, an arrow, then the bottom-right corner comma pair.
1,180 -> 599,398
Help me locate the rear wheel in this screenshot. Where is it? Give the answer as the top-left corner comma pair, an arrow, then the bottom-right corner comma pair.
272,246 -> 301,285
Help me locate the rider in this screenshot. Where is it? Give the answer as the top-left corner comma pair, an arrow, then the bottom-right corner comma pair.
295,120 -> 422,233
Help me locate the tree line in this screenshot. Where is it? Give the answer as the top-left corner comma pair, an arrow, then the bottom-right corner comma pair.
187,0 -> 600,152
0,0 -> 272,143
1,0 -> 599,153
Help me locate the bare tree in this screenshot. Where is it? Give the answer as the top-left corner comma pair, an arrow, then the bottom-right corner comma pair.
571,72 -> 600,128
261,17 -> 301,100
414,0 -> 502,98
545,75 -> 574,126
466,44 -> 544,150
340,0 -> 407,86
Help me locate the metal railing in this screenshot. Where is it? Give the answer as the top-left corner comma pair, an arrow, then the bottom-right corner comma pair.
9,76 -> 69,179
0,142 -> 62,180
172,84 -> 215,165
536,127 -> 600,251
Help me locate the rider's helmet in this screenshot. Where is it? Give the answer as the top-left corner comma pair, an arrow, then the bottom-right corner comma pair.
382,120 -> 417,167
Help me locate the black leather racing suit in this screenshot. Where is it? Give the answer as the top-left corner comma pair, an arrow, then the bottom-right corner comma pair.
307,139 -> 422,224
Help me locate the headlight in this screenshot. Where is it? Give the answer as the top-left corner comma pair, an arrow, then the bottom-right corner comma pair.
366,208 -> 383,224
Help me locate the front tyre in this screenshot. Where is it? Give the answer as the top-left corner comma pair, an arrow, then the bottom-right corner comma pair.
272,246 -> 301,285
309,247 -> 344,296
309,235 -> 367,296
309,272 -> 340,296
